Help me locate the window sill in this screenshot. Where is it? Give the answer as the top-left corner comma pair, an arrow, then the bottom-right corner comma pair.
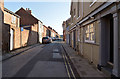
84,41 -> 99,46
85,40 -> 95,43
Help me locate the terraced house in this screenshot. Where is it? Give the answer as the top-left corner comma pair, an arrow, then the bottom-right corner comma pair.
65,0 -> 120,77
4,8 -> 20,51
16,8 -> 40,46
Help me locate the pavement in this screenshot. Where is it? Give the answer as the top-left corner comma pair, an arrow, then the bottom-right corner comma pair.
2,43 -> 41,61
61,42 -> 106,78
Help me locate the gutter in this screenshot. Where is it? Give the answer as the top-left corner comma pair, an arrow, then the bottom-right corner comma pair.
69,2 -> 114,32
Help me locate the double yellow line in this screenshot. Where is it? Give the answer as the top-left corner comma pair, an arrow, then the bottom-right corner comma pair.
61,45 -> 76,79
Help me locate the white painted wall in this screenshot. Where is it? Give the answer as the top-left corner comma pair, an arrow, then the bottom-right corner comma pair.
38,21 -> 43,43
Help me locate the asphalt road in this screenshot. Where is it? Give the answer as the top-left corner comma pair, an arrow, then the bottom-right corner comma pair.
2,41 -> 77,78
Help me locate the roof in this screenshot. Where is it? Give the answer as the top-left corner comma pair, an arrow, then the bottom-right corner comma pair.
4,7 -> 20,18
16,7 -> 40,21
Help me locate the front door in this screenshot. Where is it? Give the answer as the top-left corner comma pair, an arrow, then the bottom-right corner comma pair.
73,30 -> 76,49
100,14 -> 114,66
10,29 -> 14,50
109,15 -> 114,63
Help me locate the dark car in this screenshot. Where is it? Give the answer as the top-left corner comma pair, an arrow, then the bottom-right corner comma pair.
52,37 -> 56,41
42,37 -> 50,44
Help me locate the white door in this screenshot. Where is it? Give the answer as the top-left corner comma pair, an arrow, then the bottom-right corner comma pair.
10,29 -> 14,50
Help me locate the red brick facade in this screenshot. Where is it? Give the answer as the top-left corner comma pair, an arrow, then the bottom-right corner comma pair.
4,8 -> 21,51
16,8 -> 39,46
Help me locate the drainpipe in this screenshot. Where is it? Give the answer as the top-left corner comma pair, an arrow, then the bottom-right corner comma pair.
20,28 -> 22,47
91,46 -> 93,63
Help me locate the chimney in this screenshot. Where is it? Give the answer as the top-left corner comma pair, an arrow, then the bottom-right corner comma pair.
26,8 -> 32,14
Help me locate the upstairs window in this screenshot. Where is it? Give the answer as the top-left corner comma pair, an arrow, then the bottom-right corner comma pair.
77,0 -> 80,17
85,23 -> 95,43
74,9 -> 76,16
12,15 -> 16,24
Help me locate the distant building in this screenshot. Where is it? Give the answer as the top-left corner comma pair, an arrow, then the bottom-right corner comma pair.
42,25 -> 60,38
62,21 -> 66,41
16,8 -> 39,46
42,25 -> 48,37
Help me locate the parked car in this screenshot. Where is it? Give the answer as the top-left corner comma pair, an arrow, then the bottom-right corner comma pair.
42,37 -> 50,44
52,37 -> 56,41
49,37 -> 52,43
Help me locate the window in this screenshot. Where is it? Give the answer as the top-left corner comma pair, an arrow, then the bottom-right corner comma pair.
74,9 -> 76,16
12,15 -> 16,24
85,23 -> 95,43
77,0 -> 80,17
17,18 -> 20,27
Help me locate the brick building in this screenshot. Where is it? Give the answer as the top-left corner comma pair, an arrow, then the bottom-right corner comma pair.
42,25 -> 60,38
4,8 -> 20,51
62,21 -> 66,41
42,25 -> 47,37
16,8 -> 39,46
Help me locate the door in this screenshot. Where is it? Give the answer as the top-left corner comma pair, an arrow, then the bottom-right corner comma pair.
100,14 -> 114,66
10,29 -> 14,50
109,15 -> 114,63
73,30 -> 76,49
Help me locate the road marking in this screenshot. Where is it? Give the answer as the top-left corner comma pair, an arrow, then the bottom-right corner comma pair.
64,54 -> 76,79
53,53 -> 62,58
62,53 -> 71,79
53,49 -> 59,52
61,45 -> 76,79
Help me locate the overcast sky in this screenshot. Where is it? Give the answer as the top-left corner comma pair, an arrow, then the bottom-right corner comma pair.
4,2 -> 71,35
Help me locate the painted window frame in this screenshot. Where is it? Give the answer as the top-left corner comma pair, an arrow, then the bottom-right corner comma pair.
85,23 -> 95,43
77,0 -> 81,19
90,0 -> 98,7
78,28 -> 80,42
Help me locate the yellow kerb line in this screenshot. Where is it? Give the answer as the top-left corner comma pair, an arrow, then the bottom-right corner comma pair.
62,53 -> 71,79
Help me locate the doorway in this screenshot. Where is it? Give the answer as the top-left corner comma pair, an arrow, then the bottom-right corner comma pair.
109,15 -> 114,63
73,30 -> 76,49
10,28 -> 14,50
100,14 -> 114,66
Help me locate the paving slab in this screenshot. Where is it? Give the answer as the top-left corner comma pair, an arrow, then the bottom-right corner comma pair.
62,43 -> 107,78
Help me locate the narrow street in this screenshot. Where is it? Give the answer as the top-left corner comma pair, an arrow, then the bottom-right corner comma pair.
2,41 -> 78,78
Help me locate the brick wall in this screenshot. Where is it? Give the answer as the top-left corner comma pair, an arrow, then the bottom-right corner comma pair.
21,24 -> 39,46
4,9 -> 21,50
2,24 -> 10,54
21,28 -> 29,46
